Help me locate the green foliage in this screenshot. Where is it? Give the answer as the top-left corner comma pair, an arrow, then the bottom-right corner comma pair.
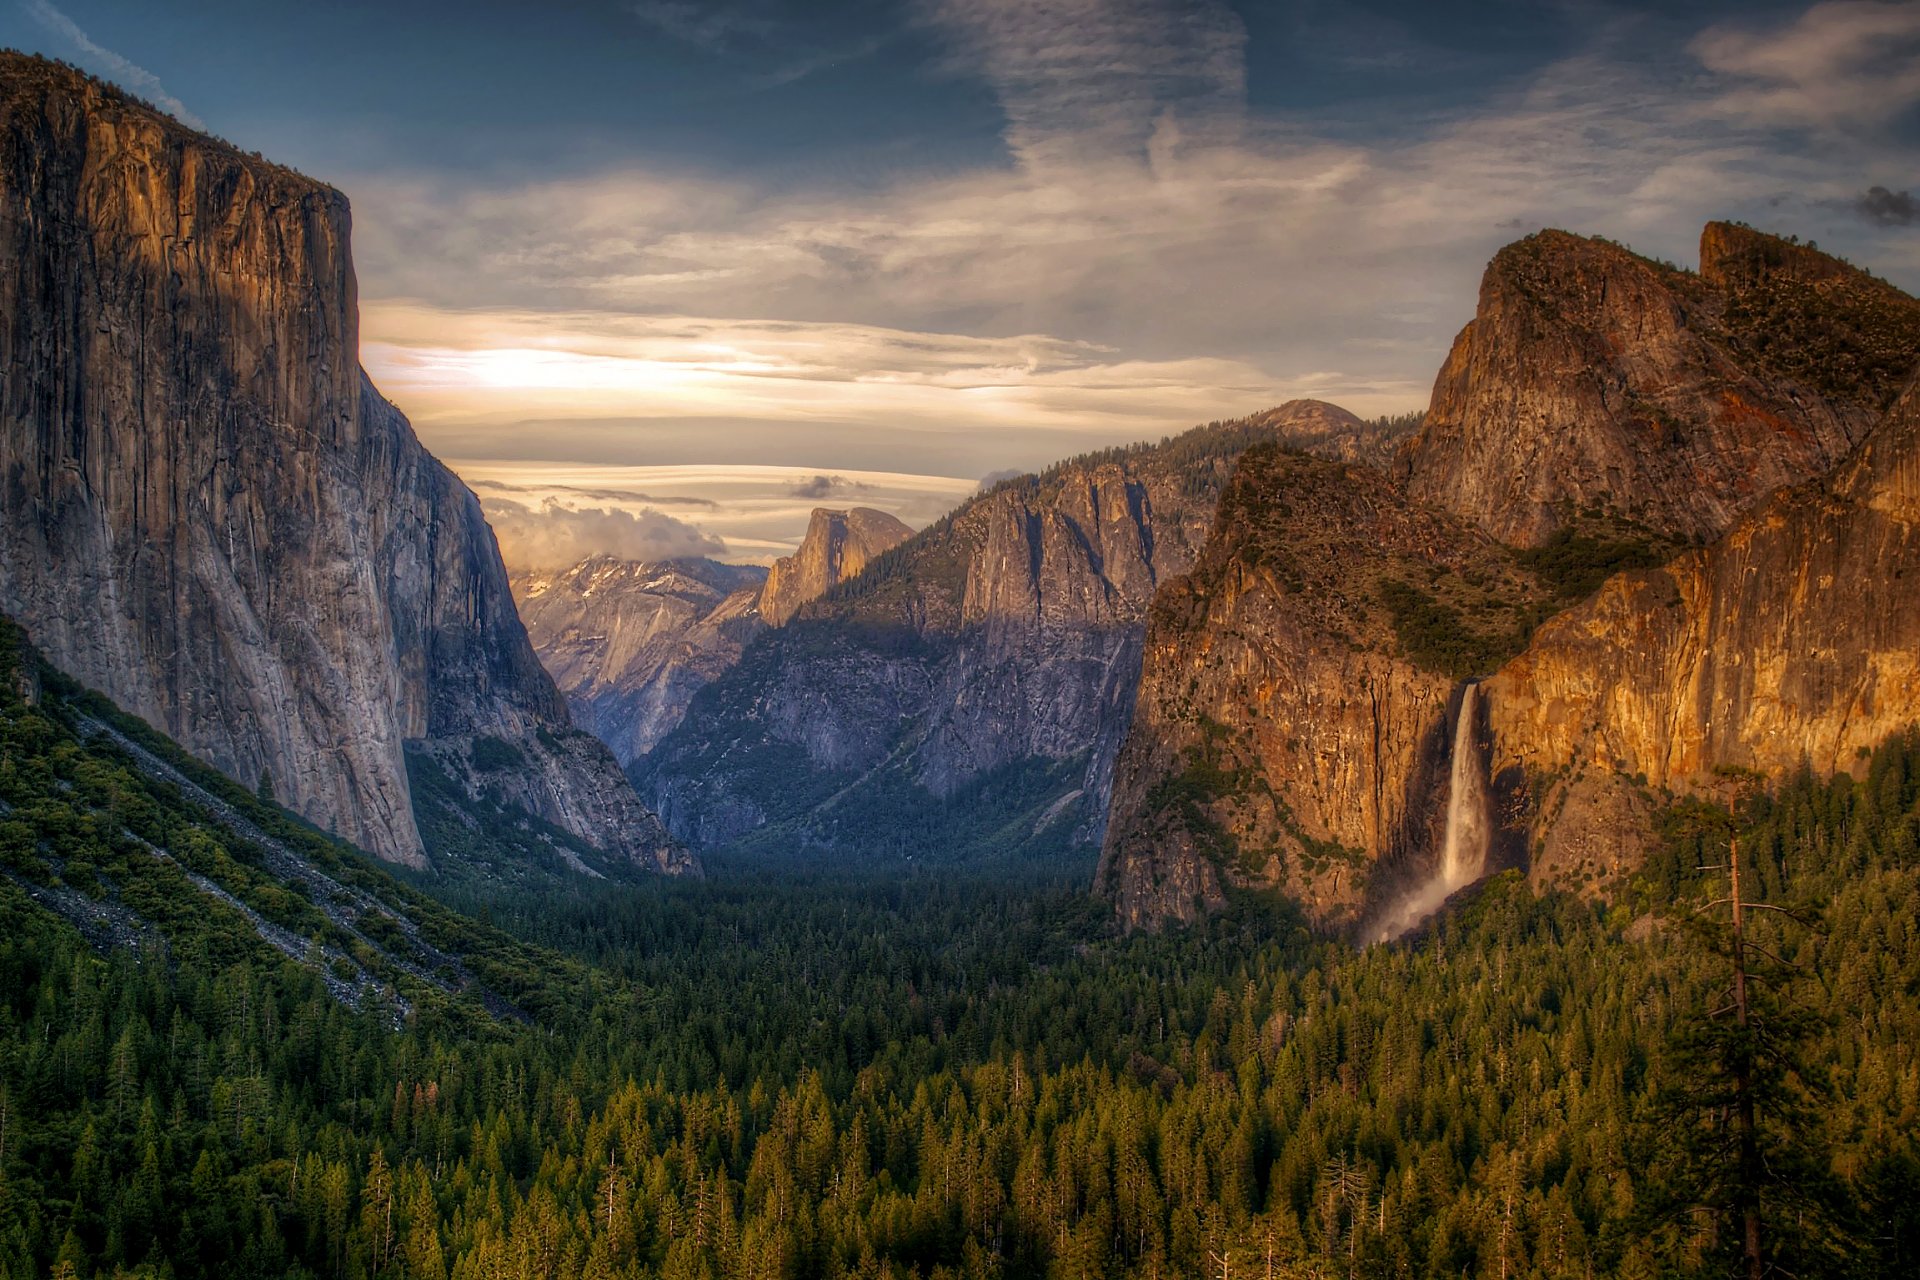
1378,577 -> 1524,679
726,753 -> 1095,870
1366,409 -> 1426,437
1716,245 -> 1920,411
1514,525 -> 1672,600
466,735 -> 526,773
2,617 -> 1918,1279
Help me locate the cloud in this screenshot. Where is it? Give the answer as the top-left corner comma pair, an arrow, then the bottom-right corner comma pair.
788,474 -> 871,499
1693,2 -> 1920,129
481,498 -> 726,570
470,478 -> 721,508
359,300 -> 1394,476
629,1 -> 888,91
347,0 -> 1920,509
923,0 -> 1248,169
454,462 -> 974,565
976,468 -> 1026,492
22,0 -> 204,129
1857,185 -> 1919,225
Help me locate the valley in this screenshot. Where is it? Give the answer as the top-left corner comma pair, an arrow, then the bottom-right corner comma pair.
1,30 -> 1917,1280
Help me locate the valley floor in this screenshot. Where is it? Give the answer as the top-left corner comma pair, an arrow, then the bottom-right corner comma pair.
3,614 -> 1917,1279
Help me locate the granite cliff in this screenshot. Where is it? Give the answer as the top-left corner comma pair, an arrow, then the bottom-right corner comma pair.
0,55 -> 689,875
1400,224 -> 1920,547
510,557 -> 766,765
1102,223 -> 1920,931
634,403 -> 1402,853
759,507 -> 912,627
1482,370 -> 1920,892
1095,445 -> 1549,931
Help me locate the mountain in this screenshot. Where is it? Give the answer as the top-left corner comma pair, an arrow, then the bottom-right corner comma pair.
1101,224 -> 1920,932
1483,369 -> 1920,891
1399,224 -> 1920,547
0,55 -> 689,876
1095,444 -> 1551,931
759,507 -> 913,626
510,510 -> 908,769
633,402 -> 1406,855
510,557 -> 766,765
0,614 -> 590,1025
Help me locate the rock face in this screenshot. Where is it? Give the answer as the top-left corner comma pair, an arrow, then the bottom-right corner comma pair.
1100,224 -> 1920,931
1399,225 -> 1920,547
636,404 -> 1403,851
510,557 -> 766,765
1483,371 -> 1920,891
758,508 -> 912,626
0,55 -> 689,874
1096,445 -> 1548,931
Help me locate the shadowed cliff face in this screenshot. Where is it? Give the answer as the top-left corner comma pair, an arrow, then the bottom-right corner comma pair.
1484,372 -> 1920,893
0,56 -> 690,874
509,511 -> 906,771
760,508 -> 912,627
510,558 -> 766,766
1400,225 -> 1920,548
635,403 -> 1400,852
1096,446 -> 1549,932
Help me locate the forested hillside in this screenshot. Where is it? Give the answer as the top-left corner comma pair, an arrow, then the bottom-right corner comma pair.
4,608 -> 1917,1278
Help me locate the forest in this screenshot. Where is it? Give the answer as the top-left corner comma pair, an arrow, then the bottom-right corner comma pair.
0,622 -> 1917,1280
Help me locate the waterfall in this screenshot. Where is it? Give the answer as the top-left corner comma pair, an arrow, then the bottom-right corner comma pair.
1438,683 -> 1490,892
1371,683 -> 1493,941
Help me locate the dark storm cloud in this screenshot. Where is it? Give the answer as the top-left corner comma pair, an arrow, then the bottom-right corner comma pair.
1856,186 -> 1918,226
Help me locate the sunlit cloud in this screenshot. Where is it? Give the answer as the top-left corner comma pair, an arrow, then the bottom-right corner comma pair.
483,499 -> 726,570
341,0 -> 1920,564
457,461 -> 979,567
1693,1 -> 1920,129
361,301 -> 1416,473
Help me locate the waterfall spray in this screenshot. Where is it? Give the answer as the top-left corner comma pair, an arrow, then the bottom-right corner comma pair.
1438,683 -> 1490,892
1373,682 -> 1493,940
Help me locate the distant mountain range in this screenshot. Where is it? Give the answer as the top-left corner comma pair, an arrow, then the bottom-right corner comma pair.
6,50 -> 1920,937
628,401 -> 1418,857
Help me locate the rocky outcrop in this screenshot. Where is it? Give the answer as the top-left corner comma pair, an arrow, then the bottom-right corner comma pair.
0,55 -> 689,874
1096,445 -> 1549,931
637,405 -> 1405,852
1483,370 -> 1920,891
759,508 -> 912,626
1400,225 -> 1920,547
1239,399 -> 1416,470
511,557 -> 766,765
1101,224 -> 1920,931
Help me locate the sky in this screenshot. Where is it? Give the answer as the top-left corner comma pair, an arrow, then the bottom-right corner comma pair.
4,0 -> 1919,565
